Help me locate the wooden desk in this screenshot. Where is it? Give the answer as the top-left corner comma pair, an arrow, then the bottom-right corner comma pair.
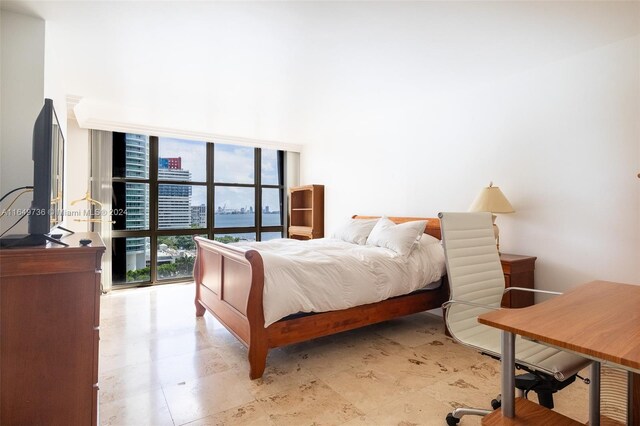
479,280 -> 640,425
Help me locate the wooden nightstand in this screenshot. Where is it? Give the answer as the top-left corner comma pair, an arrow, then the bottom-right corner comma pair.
500,253 -> 536,308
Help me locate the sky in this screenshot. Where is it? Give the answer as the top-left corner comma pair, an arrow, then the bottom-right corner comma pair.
156,138 -> 280,210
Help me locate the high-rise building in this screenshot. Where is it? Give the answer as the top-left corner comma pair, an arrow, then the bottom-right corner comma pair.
158,157 -> 192,229
191,204 -> 207,228
124,134 -> 149,272
158,157 -> 182,170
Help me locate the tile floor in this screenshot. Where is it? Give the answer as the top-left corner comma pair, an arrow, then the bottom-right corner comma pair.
98,283 -> 589,425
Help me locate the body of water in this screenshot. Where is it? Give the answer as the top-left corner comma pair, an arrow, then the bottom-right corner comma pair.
214,213 -> 281,228
214,213 -> 283,241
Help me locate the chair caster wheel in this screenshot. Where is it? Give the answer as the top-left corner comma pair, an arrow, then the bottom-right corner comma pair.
491,399 -> 501,410
446,413 -> 460,425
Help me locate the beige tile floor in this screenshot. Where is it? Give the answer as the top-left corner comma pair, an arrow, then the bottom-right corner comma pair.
99,283 -> 589,426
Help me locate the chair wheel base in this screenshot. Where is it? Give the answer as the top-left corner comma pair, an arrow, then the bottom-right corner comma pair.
491,398 -> 501,410
446,413 -> 460,425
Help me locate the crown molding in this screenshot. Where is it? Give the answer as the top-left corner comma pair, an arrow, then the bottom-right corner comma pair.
66,94 -> 82,121
72,97 -> 303,152
83,117 -> 303,152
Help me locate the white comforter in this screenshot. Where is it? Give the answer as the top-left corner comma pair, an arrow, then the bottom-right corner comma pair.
233,238 -> 446,327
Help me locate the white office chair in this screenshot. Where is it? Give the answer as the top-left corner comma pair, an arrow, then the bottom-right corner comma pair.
439,212 -> 592,425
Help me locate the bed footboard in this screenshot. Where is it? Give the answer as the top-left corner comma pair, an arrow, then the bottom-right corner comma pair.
193,216 -> 448,380
193,237 -> 268,379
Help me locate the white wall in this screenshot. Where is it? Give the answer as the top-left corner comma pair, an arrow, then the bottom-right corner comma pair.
0,10 -> 45,234
36,1 -> 306,145
295,2 -> 640,292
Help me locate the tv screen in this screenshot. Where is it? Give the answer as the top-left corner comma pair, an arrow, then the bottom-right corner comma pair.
28,98 -> 64,235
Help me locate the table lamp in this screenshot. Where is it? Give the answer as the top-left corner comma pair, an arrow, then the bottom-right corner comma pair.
469,182 -> 514,253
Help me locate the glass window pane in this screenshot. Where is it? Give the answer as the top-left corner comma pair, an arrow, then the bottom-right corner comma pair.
214,187 -> 255,227
190,193 -> 207,229
261,232 -> 282,241
112,237 -> 150,285
157,234 -> 204,280
112,182 -> 149,231
214,144 -> 254,184
113,133 -> 149,179
261,149 -> 281,185
214,233 -> 256,243
261,188 -> 282,226
158,185 -> 206,230
158,137 -> 206,183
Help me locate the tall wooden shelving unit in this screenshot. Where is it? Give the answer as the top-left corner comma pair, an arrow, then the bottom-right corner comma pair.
288,184 -> 324,240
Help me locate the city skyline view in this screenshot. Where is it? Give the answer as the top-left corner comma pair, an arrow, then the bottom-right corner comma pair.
159,138 -> 281,212
116,133 -> 284,285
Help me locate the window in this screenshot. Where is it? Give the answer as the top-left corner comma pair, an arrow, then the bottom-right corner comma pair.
111,134 -> 285,287
212,145 -> 284,243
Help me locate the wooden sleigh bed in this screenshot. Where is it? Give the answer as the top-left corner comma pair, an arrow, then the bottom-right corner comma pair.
193,215 -> 449,379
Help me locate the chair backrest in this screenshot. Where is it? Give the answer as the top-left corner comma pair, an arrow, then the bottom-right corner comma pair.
439,212 -> 505,343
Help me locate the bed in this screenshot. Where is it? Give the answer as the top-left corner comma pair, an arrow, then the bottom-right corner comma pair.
193,215 -> 449,379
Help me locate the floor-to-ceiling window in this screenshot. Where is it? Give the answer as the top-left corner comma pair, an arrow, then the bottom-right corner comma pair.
111,133 -> 285,287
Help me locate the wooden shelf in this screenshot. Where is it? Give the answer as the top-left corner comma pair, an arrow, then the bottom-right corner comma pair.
482,398 -> 581,425
288,185 -> 324,239
289,225 -> 312,234
482,399 -> 623,425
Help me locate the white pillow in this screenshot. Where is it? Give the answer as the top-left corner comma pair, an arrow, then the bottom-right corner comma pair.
331,218 -> 378,245
418,233 -> 440,247
366,217 -> 428,256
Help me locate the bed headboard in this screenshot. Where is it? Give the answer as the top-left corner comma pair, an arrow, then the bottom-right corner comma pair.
352,215 -> 442,240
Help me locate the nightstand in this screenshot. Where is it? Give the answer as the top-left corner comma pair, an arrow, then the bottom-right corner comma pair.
500,253 -> 537,308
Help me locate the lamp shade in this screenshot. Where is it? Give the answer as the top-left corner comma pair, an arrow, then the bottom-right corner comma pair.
469,182 -> 515,214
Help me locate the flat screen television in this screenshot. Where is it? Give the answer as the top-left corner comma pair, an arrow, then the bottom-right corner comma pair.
29,98 -> 65,236
0,99 -> 67,247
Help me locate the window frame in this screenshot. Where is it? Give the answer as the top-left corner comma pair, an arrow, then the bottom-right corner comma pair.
111,136 -> 285,288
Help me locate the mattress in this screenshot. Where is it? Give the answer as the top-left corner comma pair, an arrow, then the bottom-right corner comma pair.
232,237 -> 447,327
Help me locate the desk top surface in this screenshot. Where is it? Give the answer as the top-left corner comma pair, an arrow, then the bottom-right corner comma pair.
478,280 -> 640,372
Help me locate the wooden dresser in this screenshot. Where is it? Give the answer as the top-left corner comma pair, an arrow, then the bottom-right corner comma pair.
0,232 -> 104,425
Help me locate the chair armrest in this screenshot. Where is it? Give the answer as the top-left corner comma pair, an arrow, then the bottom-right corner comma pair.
442,300 -> 501,343
503,287 -> 562,296
442,299 -> 501,311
